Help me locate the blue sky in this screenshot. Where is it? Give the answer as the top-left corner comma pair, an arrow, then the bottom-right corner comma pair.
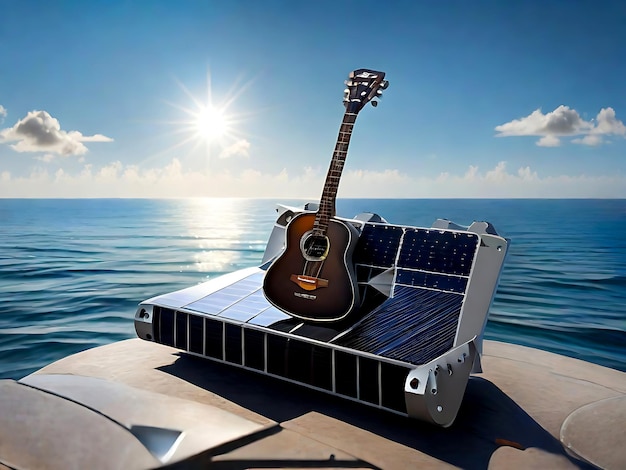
1,1 -> 625,198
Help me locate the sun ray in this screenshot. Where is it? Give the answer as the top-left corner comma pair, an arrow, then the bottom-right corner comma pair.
137,70 -> 263,170
171,71 -> 249,147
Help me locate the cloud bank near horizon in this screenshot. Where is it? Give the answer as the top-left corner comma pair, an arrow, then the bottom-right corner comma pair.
1,159 -> 624,199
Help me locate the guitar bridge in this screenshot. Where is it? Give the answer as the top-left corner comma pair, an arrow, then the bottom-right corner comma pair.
290,274 -> 329,291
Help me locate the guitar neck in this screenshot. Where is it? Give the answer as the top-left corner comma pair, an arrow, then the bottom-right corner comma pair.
313,112 -> 358,235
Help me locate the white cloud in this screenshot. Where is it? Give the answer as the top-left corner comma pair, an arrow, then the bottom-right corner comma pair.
219,139 -> 250,159
572,134 -> 603,146
35,153 -> 56,163
495,106 -> 626,146
495,106 -> 591,137
0,104 -> 7,122
537,135 -> 561,147
1,159 -> 625,199
593,107 -> 626,135
0,110 -> 113,156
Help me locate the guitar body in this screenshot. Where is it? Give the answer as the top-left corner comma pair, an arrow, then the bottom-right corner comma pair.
263,212 -> 361,322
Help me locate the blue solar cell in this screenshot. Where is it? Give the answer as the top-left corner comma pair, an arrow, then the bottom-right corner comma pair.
398,229 -> 478,275
335,286 -> 462,365
395,269 -> 468,293
354,224 -> 403,267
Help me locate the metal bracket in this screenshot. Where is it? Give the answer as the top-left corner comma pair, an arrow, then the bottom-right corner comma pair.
404,339 -> 477,427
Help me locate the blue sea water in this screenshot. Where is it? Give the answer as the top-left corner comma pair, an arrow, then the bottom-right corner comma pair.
0,198 -> 625,379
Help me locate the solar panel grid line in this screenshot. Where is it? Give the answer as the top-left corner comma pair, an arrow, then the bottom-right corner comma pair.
391,227 -> 408,283
289,322 -> 305,334
185,276 -> 262,316
395,264 -> 471,278
395,270 -> 468,294
219,298 -> 273,323
354,262 -> 397,272
247,307 -> 292,328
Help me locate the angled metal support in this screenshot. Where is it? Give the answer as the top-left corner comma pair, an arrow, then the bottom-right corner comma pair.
404,339 -> 477,427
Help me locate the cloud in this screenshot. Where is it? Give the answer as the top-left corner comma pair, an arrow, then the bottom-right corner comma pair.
572,107 -> 626,146
35,153 -> 56,163
1,159 -> 625,199
537,135 -> 561,147
495,106 -> 626,146
0,105 -> 6,123
0,110 -> 113,156
572,134 -> 603,146
219,139 -> 250,159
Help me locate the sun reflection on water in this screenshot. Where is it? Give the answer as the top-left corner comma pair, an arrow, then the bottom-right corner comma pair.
179,198 -> 265,274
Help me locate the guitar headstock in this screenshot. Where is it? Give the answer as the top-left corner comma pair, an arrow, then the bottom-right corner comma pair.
343,69 -> 389,113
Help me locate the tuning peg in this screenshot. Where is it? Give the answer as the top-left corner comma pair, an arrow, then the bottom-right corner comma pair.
380,80 -> 389,90
376,90 -> 383,96
371,100 -> 378,107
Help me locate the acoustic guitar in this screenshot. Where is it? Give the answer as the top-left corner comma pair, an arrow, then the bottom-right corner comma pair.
263,69 -> 389,322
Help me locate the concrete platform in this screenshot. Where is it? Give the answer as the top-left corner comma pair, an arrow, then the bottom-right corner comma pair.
2,338 -> 625,469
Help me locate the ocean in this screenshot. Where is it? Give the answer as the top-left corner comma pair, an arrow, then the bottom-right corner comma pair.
1,198 -> 625,379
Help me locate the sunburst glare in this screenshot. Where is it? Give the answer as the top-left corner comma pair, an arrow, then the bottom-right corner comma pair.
161,70 -> 253,164
194,105 -> 229,143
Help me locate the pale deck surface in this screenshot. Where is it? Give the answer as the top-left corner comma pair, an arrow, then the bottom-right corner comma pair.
17,338 -> 624,469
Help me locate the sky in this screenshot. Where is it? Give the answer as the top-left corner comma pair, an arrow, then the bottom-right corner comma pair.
1,0 -> 625,198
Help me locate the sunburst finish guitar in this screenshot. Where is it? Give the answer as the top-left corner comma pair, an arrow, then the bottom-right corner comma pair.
263,69 -> 389,322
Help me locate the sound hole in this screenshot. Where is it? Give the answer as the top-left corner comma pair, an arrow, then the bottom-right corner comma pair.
301,232 -> 330,261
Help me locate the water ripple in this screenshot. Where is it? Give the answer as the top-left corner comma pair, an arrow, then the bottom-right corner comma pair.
1,198 -> 625,379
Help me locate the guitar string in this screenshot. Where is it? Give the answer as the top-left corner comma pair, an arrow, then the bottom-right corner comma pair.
306,113 -> 357,282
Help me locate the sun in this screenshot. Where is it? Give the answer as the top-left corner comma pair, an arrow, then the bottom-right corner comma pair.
194,105 -> 229,143
159,70 -> 254,164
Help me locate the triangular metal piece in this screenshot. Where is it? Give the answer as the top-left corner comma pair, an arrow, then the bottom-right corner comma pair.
129,425 -> 184,463
366,267 -> 396,297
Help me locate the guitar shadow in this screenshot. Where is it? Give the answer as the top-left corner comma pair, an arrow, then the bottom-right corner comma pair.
158,353 -> 590,469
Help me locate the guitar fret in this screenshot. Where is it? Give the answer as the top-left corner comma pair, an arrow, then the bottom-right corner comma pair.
313,109 -> 361,231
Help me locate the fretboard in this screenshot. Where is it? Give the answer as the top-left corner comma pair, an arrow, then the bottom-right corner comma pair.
313,112 -> 357,235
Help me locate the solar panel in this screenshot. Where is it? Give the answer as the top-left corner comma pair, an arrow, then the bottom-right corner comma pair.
137,215 -> 506,425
